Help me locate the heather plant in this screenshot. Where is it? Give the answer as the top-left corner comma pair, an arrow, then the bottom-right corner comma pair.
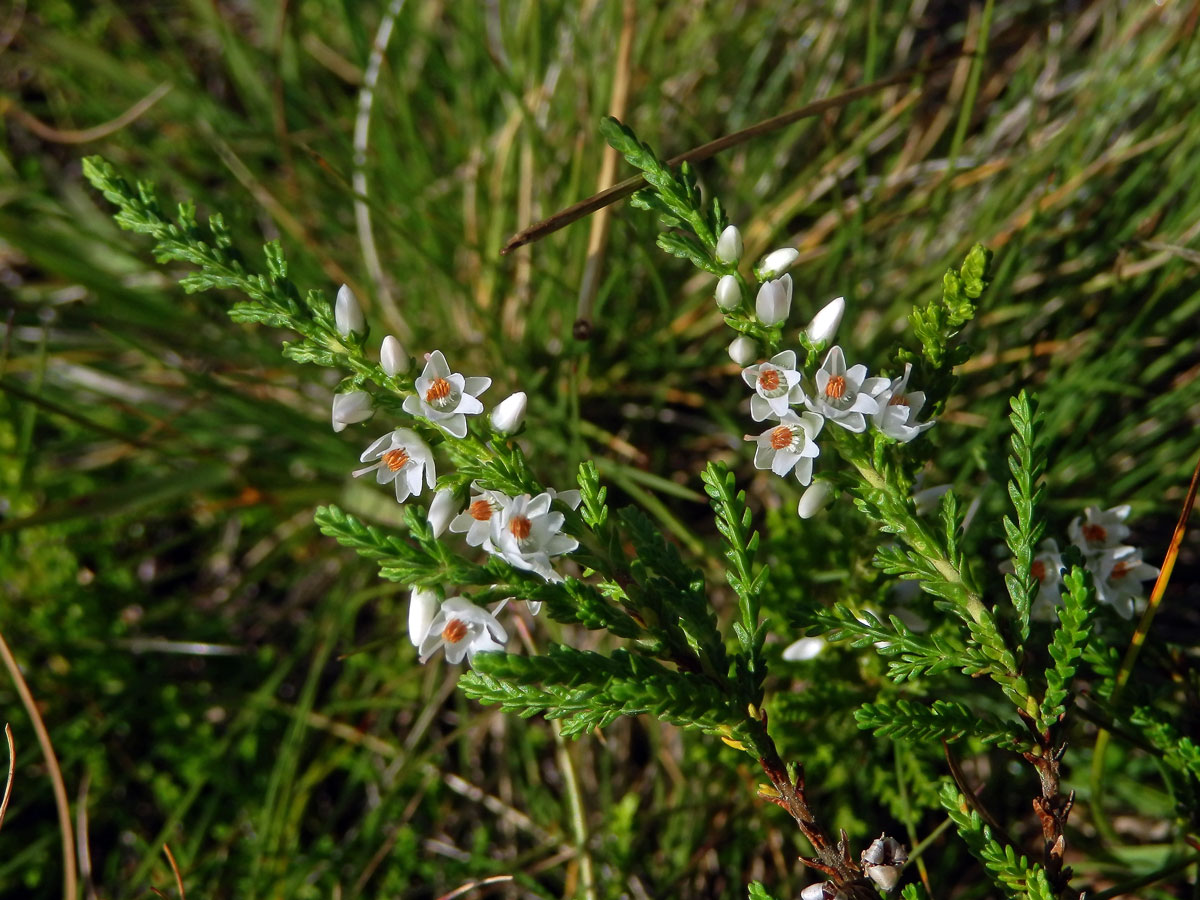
5,4 -> 1200,900
79,103 -> 1190,898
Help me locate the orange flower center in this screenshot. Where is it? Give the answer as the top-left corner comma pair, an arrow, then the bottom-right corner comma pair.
770,425 -> 794,451
888,394 -> 909,407
1031,560 -> 1046,582
382,448 -> 410,471
442,619 -> 469,644
470,499 -> 493,521
509,515 -> 532,540
1111,560 -> 1133,579
758,370 -> 781,391
425,377 -> 452,404
1083,524 -> 1107,543
825,375 -> 846,400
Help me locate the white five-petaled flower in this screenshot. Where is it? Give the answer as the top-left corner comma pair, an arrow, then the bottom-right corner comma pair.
331,390 -> 374,432
755,273 -> 793,326
449,484 -> 512,548
872,363 -> 934,442
1090,546 -> 1159,620
802,345 -> 888,433
402,350 -> 491,439
353,428 -> 436,502
742,350 -> 805,422
1069,504 -> 1132,555
408,586 -> 439,646
750,411 -> 824,485
418,597 -> 508,665
490,492 -> 579,583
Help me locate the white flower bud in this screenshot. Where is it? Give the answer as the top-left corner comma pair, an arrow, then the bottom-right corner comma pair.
782,636 -> 825,661
335,284 -> 366,336
728,335 -> 758,366
797,481 -> 834,519
715,225 -> 743,264
755,274 -> 793,326
331,390 -> 373,432
805,296 -> 845,344
380,334 -> 408,376
866,865 -> 901,891
408,586 -> 439,646
862,834 -> 907,891
715,274 -> 741,311
490,391 -> 527,435
427,488 -> 456,538
757,247 -> 799,279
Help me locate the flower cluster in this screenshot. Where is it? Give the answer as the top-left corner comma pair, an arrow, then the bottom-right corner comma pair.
1007,504 -> 1159,620
712,229 -> 934,513
327,285 -> 582,665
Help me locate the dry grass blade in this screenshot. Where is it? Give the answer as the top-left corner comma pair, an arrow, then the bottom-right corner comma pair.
0,724 -> 13,834
499,53 -> 968,255
435,874 -> 514,900
163,843 -> 187,899
1,82 -> 171,143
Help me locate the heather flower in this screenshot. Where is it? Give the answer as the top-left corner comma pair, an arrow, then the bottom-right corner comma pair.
418,597 -> 508,665
872,363 -> 934,442
331,390 -> 373,432
797,481 -> 834,519
1090,546 -> 1158,619
756,247 -> 800,280
1069,504 -> 1132,555
449,484 -> 511,548
802,346 -> 888,433
861,834 -> 907,891
755,274 -> 792,326
489,492 -> 579,583
408,586 -> 439,646
782,636 -> 825,661
353,428 -> 436,503
335,284 -> 365,336
427,488 -> 457,538
805,296 -> 844,345
715,225 -> 743,264
750,411 -> 824,485
490,391 -> 527,435
402,350 -> 491,439
380,334 -> 408,376
728,336 -> 758,366
742,350 -> 804,421
715,274 -> 741,311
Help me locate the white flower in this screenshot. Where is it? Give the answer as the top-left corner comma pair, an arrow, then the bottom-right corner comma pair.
1001,539 -> 1065,621
380,334 -> 408,376
872,363 -> 934,442
750,411 -> 824,485
805,296 -> 844,344
782,636 -> 825,661
797,481 -> 834,519
715,225 -> 743,264
715,274 -> 741,311
756,247 -> 800,280
353,428 -> 436,502
427,488 -> 457,538
449,484 -> 512,547
331,390 -> 374,432
1069,504 -> 1132,555
408,586 -> 439,646
490,492 -> 579,583
1090,546 -> 1158,619
728,336 -> 758,366
490,391 -> 527,435
742,350 -> 805,421
418,597 -> 508,665
755,274 -> 793,326
402,350 -> 491,439
335,284 -> 365,336
861,835 -> 907,892
802,346 -> 888,433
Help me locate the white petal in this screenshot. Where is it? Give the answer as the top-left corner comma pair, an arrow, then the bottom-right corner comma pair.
408,587 -> 439,646
463,376 -> 492,397
715,225 -> 743,264
490,391 -> 527,434
335,284 -> 365,336
759,247 -> 799,278
380,335 -> 407,375
782,636 -> 825,660
427,489 -> 456,538
797,481 -> 833,518
805,297 -> 844,344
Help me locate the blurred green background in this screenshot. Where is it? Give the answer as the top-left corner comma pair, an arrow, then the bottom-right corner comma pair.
2,1 -> 1198,898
